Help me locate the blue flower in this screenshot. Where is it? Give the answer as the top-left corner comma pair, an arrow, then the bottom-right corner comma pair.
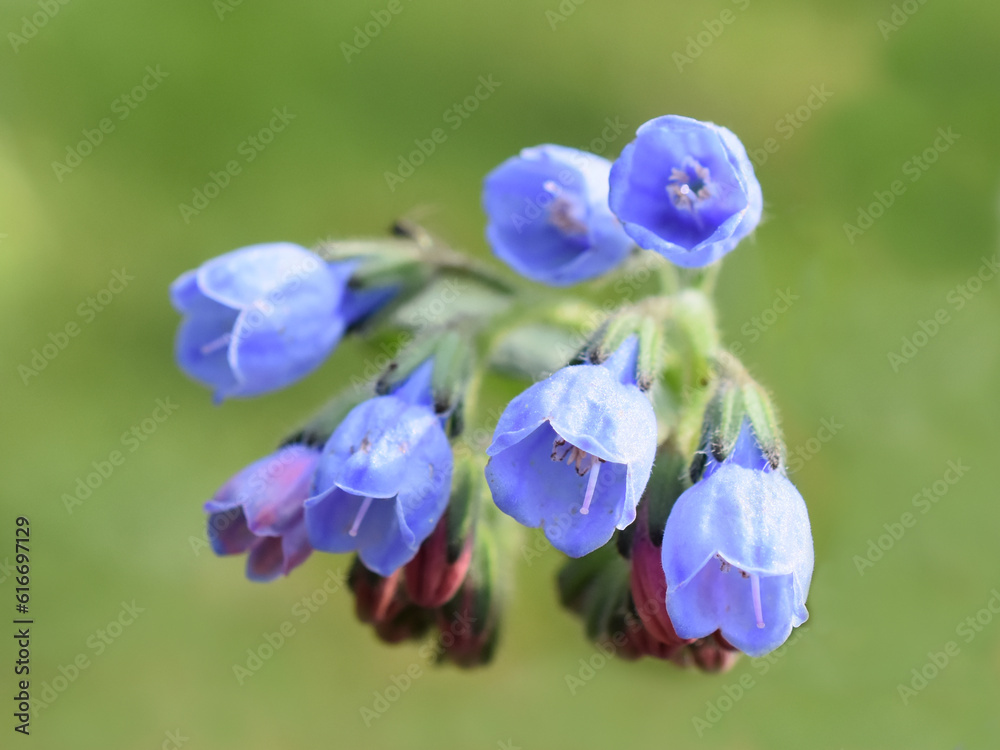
204,444 -> 320,582
304,362 -> 453,577
485,337 -> 657,557
170,242 -> 352,401
660,421 -> 813,657
608,116 -> 762,268
483,144 -> 634,286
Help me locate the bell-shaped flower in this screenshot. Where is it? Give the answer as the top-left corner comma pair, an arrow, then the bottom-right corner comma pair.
609,116 -> 762,268
483,144 -> 633,286
204,444 -> 320,582
304,362 -> 453,577
660,421 -> 813,657
485,337 -> 657,557
170,242 -> 352,400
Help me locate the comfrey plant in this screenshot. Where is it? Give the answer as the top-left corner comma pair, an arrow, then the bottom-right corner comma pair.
173,114 -> 813,672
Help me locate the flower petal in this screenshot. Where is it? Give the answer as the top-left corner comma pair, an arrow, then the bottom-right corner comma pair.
661,464 -> 813,590
483,145 -> 633,286
667,563 -> 804,657
486,422 -> 629,557
317,398 -> 442,499
228,285 -> 344,398
175,302 -> 240,396
205,446 -> 319,536
197,243 -> 330,309
487,358 -> 656,470
608,115 -> 761,268
246,536 -> 285,582
206,508 -> 256,556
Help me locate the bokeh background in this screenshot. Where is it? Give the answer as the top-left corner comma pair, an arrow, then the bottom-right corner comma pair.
2,0 -> 998,747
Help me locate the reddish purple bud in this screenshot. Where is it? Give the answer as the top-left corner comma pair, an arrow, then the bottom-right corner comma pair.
630,501 -> 694,650
204,445 -> 319,582
404,513 -> 475,608
691,637 -> 741,673
435,525 -> 501,669
349,558 -> 404,624
372,602 -> 434,645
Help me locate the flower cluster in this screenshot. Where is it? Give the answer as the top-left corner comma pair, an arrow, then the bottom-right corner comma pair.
172,114 -> 812,673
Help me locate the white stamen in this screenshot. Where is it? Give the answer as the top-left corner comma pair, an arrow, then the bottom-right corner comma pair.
580,458 -> 600,515
348,496 -> 374,537
751,573 -> 765,629
200,332 -> 232,355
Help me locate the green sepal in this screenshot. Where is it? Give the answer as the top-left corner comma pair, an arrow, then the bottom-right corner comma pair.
439,520 -> 499,641
444,458 -> 484,564
375,328 -> 476,423
556,540 -> 633,643
670,289 -> 719,389
280,387 -> 369,449
740,380 -> 784,470
582,306 -> 669,392
641,442 -> 690,547
429,329 -> 474,415
488,323 -> 586,382
374,334 -> 440,396
691,354 -> 786,480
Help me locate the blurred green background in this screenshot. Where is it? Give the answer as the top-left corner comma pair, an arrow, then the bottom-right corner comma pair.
1,0 -> 998,747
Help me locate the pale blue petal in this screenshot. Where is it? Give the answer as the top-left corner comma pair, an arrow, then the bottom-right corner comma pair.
486,422 -> 629,556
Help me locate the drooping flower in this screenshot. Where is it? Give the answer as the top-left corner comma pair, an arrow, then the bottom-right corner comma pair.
304,361 -> 453,577
204,444 -> 320,582
483,144 -> 634,286
608,116 -> 762,268
660,421 -> 813,657
485,336 -> 657,557
170,242 -> 353,400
